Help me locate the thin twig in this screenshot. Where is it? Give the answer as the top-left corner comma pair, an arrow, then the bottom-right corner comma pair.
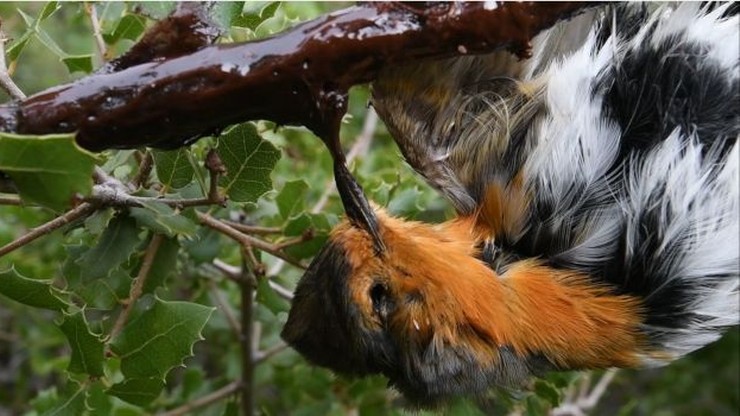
239,249 -> 257,416
86,192 -> 217,209
274,229 -> 315,250
269,280 -> 294,301
581,369 -> 618,409
577,372 -> 592,400
0,203 -> 97,258
254,342 -> 289,364
551,370 -> 619,416
84,2 -> 109,62
222,221 -> 282,236
0,28 -> 26,100
205,149 -> 227,204
159,380 -> 242,416
197,212 -> 305,269
86,165 -> 221,208
0,196 -> 22,206
132,151 -> 154,188
109,234 -> 165,341
208,280 -> 241,335
212,259 -> 241,280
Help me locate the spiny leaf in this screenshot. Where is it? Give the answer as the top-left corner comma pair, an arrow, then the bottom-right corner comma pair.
77,215 -> 141,281
534,380 -> 562,407
217,123 -> 280,203
0,133 -> 97,211
130,200 -> 197,237
58,311 -> 105,377
106,377 -> 165,407
61,55 -> 94,74
39,380 -> 88,416
85,382 -> 113,415
0,267 -> 68,310
110,297 -> 213,380
182,227 -> 221,265
152,149 -> 195,189
210,1 -> 245,29
103,14 -> 147,44
233,1 -> 280,30
63,245 -> 131,310
84,208 -> 114,236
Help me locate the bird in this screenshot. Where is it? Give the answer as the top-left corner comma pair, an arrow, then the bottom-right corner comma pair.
281,3 -> 739,405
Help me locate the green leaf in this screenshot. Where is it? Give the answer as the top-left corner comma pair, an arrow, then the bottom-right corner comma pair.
38,1 -> 61,21
34,26 -> 67,57
217,123 -> 280,203
61,55 -> 94,74
103,14 -> 147,44
110,297 -> 213,380
86,382 -> 113,415
152,149 -> 195,189
276,180 -> 308,219
58,311 -> 105,377
182,227 -> 221,264
525,395 -> 547,416
107,377 -> 164,407
232,2 -> 280,30
261,2 -> 281,19
534,380 -> 561,407
6,35 -> 31,63
256,278 -> 289,314
211,1 -> 245,29
0,133 -> 97,211
141,236 -> 179,294
84,208 -> 114,236
0,267 -> 68,310
6,2 -> 60,63
63,245 -> 131,310
77,215 -> 142,281
130,201 -> 197,237
39,380 -> 88,416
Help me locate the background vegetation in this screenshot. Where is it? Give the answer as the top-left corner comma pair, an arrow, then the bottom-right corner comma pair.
0,2 -> 737,415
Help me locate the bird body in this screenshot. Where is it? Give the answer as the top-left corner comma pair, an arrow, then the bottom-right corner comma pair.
282,3 -> 739,404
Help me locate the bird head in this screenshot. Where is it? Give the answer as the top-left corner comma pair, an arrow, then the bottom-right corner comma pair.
281,209 -> 535,404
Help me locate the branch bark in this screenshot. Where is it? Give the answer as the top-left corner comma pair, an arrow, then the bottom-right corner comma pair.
0,3 -> 593,153
159,380 -> 242,416
109,234 -> 165,341
0,202 -> 97,258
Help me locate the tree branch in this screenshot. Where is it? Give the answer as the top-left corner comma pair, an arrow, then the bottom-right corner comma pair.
222,221 -> 281,236
0,195 -> 21,206
159,380 -> 242,416
197,212 -> 305,269
84,2 -> 109,62
0,3 -> 592,152
109,234 -> 165,341
551,370 -> 619,416
239,248 -> 257,416
0,202 -> 97,258
254,342 -> 289,365
0,27 -> 26,100
131,151 -> 154,188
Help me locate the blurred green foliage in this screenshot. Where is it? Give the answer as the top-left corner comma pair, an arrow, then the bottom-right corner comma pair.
0,2 -> 737,415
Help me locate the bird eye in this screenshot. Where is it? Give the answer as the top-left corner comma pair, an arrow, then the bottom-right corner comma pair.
369,283 -> 389,318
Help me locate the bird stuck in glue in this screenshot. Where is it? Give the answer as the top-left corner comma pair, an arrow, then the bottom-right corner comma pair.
282,3 -> 739,405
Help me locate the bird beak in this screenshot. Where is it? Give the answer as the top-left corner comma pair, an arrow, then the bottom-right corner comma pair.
333,161 -> 386,254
